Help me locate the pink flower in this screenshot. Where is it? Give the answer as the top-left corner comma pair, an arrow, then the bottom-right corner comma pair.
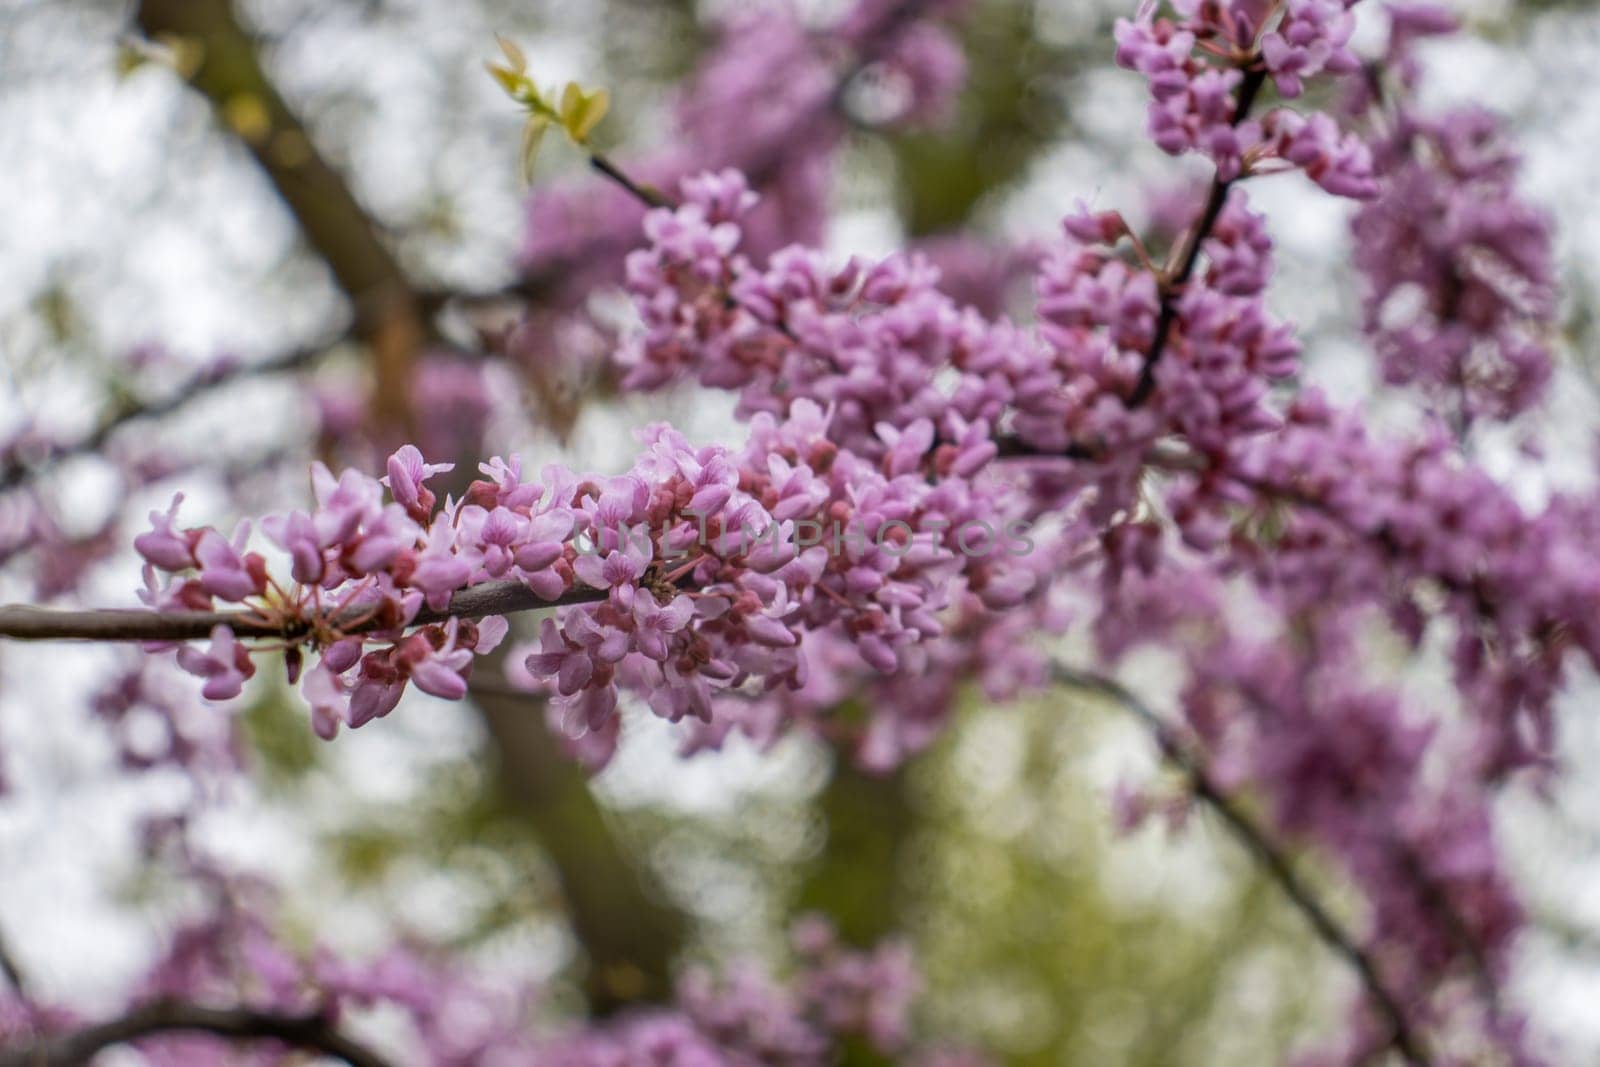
405,620 -> 474,701
262,509 -> 324,584
193,524 -> 266,603
134,494 -> 196,571
175,625 -> 255,701
382,445 -> 454,522
409,522 -> 472,611
572,528 -> 652,591
633,594 -> 695,661
526,617 -> 600,696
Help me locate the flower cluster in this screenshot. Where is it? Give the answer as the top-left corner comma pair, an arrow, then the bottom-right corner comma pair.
1347,5 -> 1558,422
548,918 -> 977,1066
3,878 -> 981,1067
134,448 -> 551,735
1096,572 -> 1528,1063
518,0 -> 968,310
1114,0 -> 1376,197
520,400 -> 1054,768
1158,389 -> 1600,778
1033,191 -> 1296,458
137,398 -> 1053,767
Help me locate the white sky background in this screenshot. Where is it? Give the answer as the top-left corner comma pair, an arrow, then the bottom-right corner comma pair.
4,0 -> 1600,1060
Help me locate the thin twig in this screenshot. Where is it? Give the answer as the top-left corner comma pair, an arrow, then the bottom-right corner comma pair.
0,567 -> 702,644
0,999 -> 391,1067
0,343 -> 330,492
580,0 -> 937,219
0,579 -> 608,644
1052,664 -> 1431,1066
588,153 -> 670,210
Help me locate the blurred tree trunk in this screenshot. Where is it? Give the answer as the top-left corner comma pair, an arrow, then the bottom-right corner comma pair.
135,0 -> 686,1011
137,0 -> 418,434
796,754 -> 915,947
470,669 -> 685,1011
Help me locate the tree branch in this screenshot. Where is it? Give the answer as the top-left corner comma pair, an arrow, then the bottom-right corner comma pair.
135,0 -> 422,433
1052,664 -> 1431,1066
0,578 -> 621,644
127,0 -> 696,1017
1126,65 -> 1269,408
0,999 -> 390,1067
0,0 -> 950,479
465,671 -> 688,1013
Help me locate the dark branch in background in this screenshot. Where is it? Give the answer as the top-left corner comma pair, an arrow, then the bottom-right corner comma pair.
0,0 -> 942,487
436,0 -> 939,314
1052,665 -> 1432,1066
136,0 -> 423,434
0,999 -> 391,1067
1126,66 -> 1269,408
589,154 -> 670,209
465,667 -> 689,1012
0,922 -> 29,1003
1,342 -> 330,492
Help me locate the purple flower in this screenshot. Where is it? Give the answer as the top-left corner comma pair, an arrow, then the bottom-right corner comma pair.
515,509 -> 575,573
193,524 -> 265,603
382,445 -> 454,521
633,594 -> 695,661
409,522 -> 472,611
1260,0 -> 1359,98
526,617 -> 604,696
174,625 -> 254,701
134,494 -> 196,571
406,620 -> 474,701
262,509 -> 324,584
572,527 -> 652,591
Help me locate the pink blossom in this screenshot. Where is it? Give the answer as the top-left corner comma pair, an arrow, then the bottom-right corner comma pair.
381,444 -> 454,522
174,626 -> 254,701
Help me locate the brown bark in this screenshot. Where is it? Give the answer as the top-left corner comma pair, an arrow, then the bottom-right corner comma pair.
469,667 -> 686,1012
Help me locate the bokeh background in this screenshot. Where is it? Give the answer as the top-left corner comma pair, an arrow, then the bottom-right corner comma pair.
5,0 -> 1600,1062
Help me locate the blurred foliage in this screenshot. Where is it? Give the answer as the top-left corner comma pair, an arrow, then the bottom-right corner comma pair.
888,0 -> 1089,235
240,671 -> 321,784
796,727 -> 915,946
905,691 -> 1332,1065
322,757 -> 561,949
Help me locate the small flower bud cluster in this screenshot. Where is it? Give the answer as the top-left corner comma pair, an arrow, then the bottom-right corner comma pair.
1114,0 -> 1377,197
551,917 -> 965,1066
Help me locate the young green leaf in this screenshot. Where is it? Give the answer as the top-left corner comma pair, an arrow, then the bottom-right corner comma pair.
520,115 -> 551,184
495,34 -> 528,75
559,83 -> 610,143
485,60 -> 524,98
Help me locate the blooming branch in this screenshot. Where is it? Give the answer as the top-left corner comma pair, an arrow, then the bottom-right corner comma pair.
1053,664 -> 1432,1066
1126,64 -> 1267,407
0,577 -> 616,644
